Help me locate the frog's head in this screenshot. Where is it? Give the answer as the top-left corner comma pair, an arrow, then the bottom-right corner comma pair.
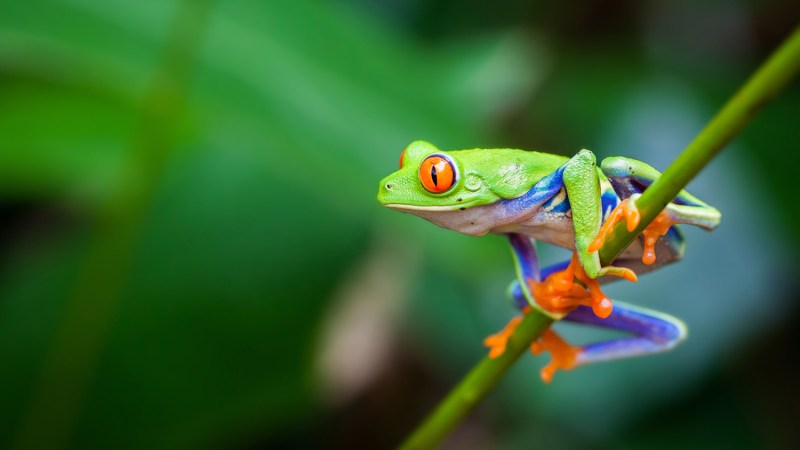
377,141 -> 538,235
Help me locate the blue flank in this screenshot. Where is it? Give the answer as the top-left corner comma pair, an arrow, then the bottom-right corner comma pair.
542,188 -> 571,213
499,165 -> 566,217
500,163 -> 623,222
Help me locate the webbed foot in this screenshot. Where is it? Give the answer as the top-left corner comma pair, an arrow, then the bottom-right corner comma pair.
530,328 -> 578,383
530,253 -> 629,319
529,253 -> 592,315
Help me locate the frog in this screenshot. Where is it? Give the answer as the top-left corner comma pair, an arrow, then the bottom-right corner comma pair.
377,140 -> 721,382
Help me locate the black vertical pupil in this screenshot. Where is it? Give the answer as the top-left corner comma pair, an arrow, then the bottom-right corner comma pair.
430,165 -> 438,186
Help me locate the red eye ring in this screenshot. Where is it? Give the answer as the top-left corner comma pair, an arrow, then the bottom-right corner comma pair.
419,154 -> 456,193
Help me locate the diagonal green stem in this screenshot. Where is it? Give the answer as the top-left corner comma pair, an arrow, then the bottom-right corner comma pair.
399,25 -> 800,450
599,26 -> 800,263
399,313 -> 553,450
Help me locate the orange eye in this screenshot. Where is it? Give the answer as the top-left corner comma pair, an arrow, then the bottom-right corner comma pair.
419,155 -> 456,193
399,149 -> 406,168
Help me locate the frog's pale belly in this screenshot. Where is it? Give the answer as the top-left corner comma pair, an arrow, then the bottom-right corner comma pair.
492,210 -> 575,249
402,201 -> 659,265
402,201 -> 576,249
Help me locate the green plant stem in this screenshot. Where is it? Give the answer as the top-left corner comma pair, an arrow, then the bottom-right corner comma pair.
399,25 -> 800,450
599,26 -> 800,263
399,312 -> 553,450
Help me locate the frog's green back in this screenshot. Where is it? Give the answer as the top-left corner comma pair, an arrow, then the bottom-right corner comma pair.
449,148 -> 568,200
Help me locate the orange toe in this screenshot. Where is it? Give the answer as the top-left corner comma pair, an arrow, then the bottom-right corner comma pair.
484,316 -> 523,359
573,268 -> 613,319
591,196 -> 676,266
588,198 -> 641,253
527,252 -> 625,319
623,198 -> 641,231
640,210 -> 675,265
530,328 -> 578,383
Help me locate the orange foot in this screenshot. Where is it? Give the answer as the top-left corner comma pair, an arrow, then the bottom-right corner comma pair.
588,197 -> 641,253
531,328 -> 579,383
530,252 -> 623,319
588,197 -> 677,266
484,316 -> 523,359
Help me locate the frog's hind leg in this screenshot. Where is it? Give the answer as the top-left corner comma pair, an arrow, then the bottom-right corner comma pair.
592,157 -> 720,267
561,303 -> 686,366
509,285 -> 686,382
600,156 -> 721,231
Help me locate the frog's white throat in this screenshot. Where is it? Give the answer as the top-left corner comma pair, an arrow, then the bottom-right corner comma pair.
387,202 -> 501,236
387,201 -> 576,248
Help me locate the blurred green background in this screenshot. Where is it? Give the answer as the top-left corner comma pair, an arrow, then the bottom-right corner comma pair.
0,0 -> 799,449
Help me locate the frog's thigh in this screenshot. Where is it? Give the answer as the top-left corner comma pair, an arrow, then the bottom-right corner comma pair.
601,156 -> 720,230
508,288 -> 686,364
562,303 -> 686,366
663,203 -> 721,231
600,156 -> 662,185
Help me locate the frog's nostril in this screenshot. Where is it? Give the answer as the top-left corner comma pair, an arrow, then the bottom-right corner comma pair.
385,183 -> 393,190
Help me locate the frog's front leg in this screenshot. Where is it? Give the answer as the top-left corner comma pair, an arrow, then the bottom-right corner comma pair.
562,150 -> 638,282
554,151 -> 638,319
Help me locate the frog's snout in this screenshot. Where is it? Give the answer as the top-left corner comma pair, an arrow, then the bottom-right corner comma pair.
376,177 -> 393,205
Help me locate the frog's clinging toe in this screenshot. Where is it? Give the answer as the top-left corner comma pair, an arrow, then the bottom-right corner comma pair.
530,328 -> 578,383
640,210 -> 676,265
588,197 -> 641,253
484,316 -> 523,359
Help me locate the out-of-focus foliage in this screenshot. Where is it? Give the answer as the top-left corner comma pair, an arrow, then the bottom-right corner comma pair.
0,0 -> 798,449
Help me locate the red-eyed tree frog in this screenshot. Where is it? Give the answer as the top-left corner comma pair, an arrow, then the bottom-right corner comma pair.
377,141 -> 720,382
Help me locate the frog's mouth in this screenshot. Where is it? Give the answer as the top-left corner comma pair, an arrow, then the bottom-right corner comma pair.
383,202 -> 473,211
383,202 -> 477,212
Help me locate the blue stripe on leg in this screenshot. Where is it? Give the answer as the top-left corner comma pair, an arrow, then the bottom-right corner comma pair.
508,234 -> 540,283
564,303 -> 686,366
